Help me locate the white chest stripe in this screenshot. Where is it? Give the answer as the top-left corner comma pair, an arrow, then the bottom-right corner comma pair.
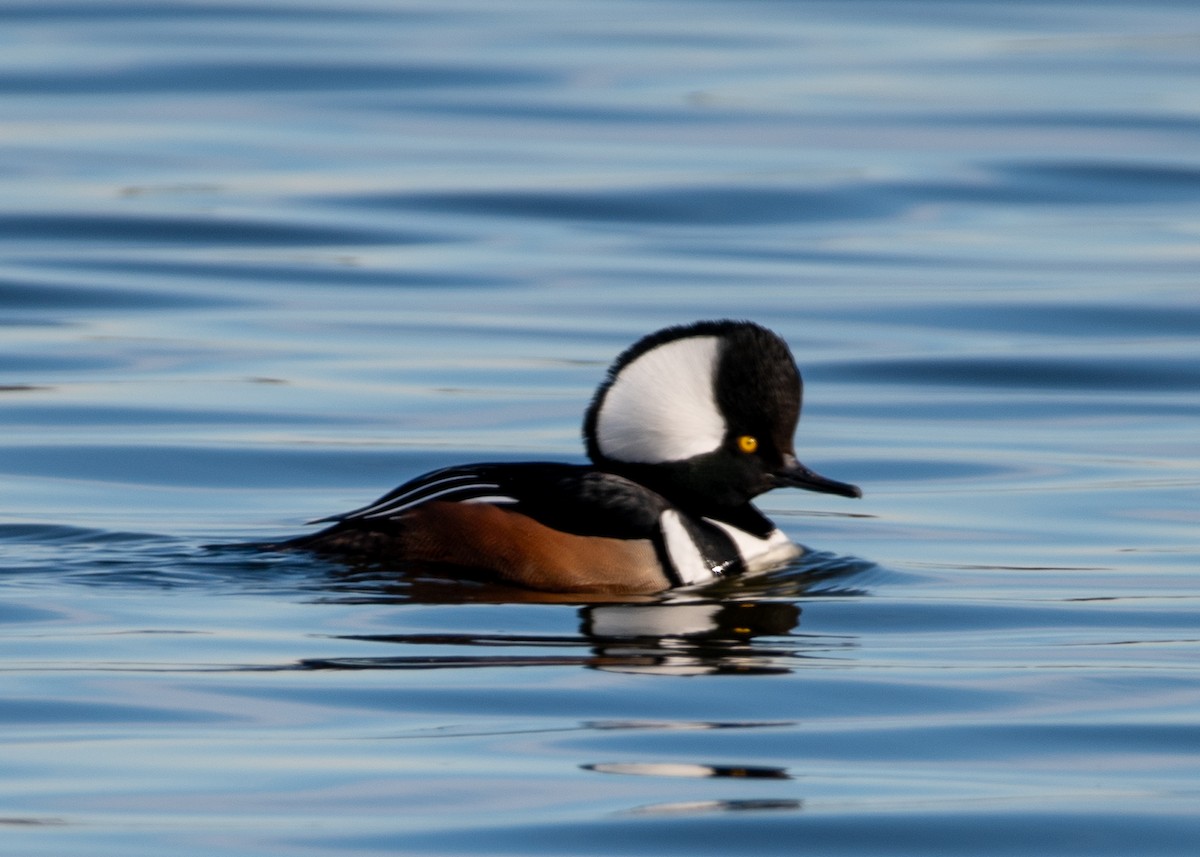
659,510 -> 717,586
705,520 -> 800,573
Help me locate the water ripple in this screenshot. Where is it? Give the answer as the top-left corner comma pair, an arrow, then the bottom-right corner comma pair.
0,2 -> 379,23
824,355 -> 1200,392
0,62 -> 551,96
0,276 -> 237,310
345,157 -> 1200,229
358,182 -> 905,226
0,213 -> 413,246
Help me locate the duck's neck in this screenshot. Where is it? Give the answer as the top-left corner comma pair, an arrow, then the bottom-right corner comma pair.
597,461 -> 775,538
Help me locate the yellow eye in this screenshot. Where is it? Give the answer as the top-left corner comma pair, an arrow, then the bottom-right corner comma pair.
737,435 -> 758,454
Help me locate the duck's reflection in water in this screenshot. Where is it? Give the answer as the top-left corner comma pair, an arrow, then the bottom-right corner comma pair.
577,599 -> 807,675
624,798 -> 804,815
584,760 -> 802,816
298,556 -> 869,675
586,761 -> 791,779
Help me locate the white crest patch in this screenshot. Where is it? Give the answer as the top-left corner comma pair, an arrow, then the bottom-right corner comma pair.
595,335 -> 726,464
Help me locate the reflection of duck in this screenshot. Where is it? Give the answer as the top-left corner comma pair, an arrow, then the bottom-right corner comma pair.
582,600 -> 799,639
268,321 -> 860,594
579,599 -> 803,675
588,739 -> 802,817
587,761 -> 791,780
625,798 -> 803,815
297,589 -> 868,677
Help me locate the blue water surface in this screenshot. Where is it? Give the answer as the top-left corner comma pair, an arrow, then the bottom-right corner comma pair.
2,1 -> 1199,855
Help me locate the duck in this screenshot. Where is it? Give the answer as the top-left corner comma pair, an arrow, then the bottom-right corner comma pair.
271,320 -> 860,594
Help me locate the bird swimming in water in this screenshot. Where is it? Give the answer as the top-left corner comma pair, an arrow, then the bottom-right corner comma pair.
269,320 -> 860,594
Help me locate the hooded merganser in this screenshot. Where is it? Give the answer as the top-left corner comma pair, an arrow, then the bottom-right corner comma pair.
274,320 -> 861,594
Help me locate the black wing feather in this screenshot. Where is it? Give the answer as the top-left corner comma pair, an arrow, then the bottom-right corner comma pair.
312,462 -> 668,540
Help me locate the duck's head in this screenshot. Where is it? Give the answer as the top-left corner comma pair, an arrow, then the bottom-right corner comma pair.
583,320 -> 861,513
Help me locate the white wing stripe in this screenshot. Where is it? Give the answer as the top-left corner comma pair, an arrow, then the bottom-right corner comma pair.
358,480 -> 502,519
347,471 -> 485,517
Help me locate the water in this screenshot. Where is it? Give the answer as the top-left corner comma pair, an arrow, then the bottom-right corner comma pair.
2,1 -> 1199,854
